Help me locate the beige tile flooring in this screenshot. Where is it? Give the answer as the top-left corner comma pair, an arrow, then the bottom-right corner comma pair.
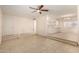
0,34 -> 79,53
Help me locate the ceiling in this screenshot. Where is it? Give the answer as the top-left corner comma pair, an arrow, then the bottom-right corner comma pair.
0,5 -> 77,18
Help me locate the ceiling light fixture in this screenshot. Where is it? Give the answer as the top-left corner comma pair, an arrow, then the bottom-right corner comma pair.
37,10 -> 40,12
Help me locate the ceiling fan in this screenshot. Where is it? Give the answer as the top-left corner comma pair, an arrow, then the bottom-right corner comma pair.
29,5 -> 48,14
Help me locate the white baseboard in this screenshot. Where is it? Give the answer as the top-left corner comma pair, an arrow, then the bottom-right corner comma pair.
37,34 -> 79,46
2,33 -> 35,41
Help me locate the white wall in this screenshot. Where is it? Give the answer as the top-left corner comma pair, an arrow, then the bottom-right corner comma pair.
36,15 -> 47,36
0,8 -> 2,44
2,14 -> 34,36
36,14 -> 57,36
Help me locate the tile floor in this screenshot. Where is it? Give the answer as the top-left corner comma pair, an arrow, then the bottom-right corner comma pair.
0,34 -> 79,53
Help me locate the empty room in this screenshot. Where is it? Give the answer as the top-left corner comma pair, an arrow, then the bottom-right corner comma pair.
0,5 -> 79,53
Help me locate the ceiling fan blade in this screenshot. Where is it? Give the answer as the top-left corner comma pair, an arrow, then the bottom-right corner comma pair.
39,12 -> 42,14
32,11 -> 37,13
41,9 -> 48,11
29,7 -> 37,10
38,5 -> 44,10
